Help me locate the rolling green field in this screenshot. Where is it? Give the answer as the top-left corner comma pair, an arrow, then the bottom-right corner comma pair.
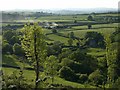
38,15 -> 88,22
2,12 -> 119,88
2,55 -> 31,68
60,28 -> 116,38
2,67 -> 95,88
47,34 -> 69,44
45,23 -> 117,44
2,54 -> 95,88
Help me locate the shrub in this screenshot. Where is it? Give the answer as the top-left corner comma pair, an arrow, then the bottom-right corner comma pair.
59,66 -> 77,82
2,70 -> 33,89
88,69 -> 104,86
78,74 -> 88,83
13,43 -> 25,56
2,40 -> 13,54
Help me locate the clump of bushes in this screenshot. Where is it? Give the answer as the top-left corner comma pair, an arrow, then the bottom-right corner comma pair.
2,70 -> 33,89
59,66 -> 78,82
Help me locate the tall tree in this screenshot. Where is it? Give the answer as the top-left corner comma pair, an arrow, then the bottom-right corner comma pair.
105,35 -> 118,87
21,23 -> 47,89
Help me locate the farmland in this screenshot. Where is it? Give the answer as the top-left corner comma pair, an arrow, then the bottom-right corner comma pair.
1,11 -> 120,89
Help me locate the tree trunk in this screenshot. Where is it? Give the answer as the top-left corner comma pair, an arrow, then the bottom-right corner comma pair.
35,61 -> 39,89
34,32 -> 40,90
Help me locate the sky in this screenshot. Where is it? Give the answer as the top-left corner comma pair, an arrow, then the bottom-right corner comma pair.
0,0 -> 119,11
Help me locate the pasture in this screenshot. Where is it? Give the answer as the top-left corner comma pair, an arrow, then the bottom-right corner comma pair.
2,67 -> 94,88
2,12 -> 119,89
45,23 -> 117,44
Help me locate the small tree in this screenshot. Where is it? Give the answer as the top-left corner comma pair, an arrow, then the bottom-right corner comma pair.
59,66 -> 77,82
88,69 -> 104,86
68,38 -> 73,46
3,30 -> 15,42
21,23 -> 47,89
44,55 -> 58,84
74,20 -> 77,23
69,32 -> 75,39
52,29 -> 57,33
87,15 -> 93,21
2,40 -> 13,54
88,24 -> 92,29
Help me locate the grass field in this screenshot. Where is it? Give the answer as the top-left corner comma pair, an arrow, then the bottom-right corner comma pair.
66,28 -> 115,38
86,48 -> 106,57
45,23 -> 116,46
72,23 -> 118,30
2,67 -> 95,88
47,34 -> 69,45
96,13 -> 119,16
60,28 -> 116,38
38,15 -> 88,21
2,67 -> 35,86
2,55 -> 31,68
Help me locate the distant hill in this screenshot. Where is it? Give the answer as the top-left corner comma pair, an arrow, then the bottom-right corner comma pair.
46,8 -> 117,15
3,8 -> 117,15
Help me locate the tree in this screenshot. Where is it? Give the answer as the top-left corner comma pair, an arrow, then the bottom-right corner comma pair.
88,69 -> 104,86
3,30 -> 15,42
2,40 -> 13,54
21,23 -> 47,89
84,31 -> 105,48
68,38 -> 73,46
111,27 -> 120,42
58,48 -> 72,62
44,55 -> 58,84
88,24 -> 92,29
68,49 -> 98,74
13,43 -> 25,56
9,36 -> 20,45
47,41 -> 63,56
74,20 -> 77,23
52,29 -> 57,33
69,32 -> 75,39
105,35 -> 118,87
87,15 -> 94,21
59,66 -> 77,82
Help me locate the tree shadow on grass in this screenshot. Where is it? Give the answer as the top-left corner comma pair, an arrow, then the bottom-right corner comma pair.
2,55 -> 18,67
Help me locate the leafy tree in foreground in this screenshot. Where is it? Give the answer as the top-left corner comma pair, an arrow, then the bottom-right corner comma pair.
21,23 -> 47,89
44,55 -> 58,84
105,35 -> 118,87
